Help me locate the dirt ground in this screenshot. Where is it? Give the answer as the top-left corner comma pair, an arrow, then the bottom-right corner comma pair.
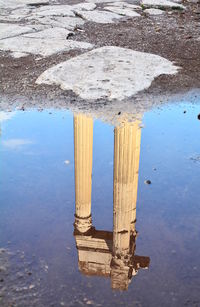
0,0 -> 200,116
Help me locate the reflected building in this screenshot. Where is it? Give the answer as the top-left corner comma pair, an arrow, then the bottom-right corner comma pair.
73,113 -> 150,290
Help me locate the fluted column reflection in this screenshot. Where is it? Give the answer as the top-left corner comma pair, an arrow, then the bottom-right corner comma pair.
111,121 -> 141,290
74,114 -> 93,234
73,114 -> 150,291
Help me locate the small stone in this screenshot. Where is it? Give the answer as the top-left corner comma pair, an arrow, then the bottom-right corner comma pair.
144,180 -> 151,184
76,28 -> 84,32
44,265 -> 48,271
66,32 -> 74,39
184,35 -> 193,39
118,112 -> 121,115
16,272 -> 24,279
144,8 -> 164,15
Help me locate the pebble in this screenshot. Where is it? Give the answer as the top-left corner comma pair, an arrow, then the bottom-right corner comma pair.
0,266 -> 7,272
66,33 -> 74,39
16,272 -> 24,279
44,265 -> 48,271
144,180 -> 152,184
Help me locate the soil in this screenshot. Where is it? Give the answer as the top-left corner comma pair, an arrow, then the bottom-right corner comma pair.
0,0 -> 200,116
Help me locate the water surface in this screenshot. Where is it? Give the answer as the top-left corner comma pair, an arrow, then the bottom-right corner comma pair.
0,101 -> 200,306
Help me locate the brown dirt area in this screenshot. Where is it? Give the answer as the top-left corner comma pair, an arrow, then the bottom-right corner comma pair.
0,0 -> 200,114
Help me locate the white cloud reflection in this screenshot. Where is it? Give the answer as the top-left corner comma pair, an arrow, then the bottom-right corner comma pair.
0,111 -> 15,123
2,139 -> 33,150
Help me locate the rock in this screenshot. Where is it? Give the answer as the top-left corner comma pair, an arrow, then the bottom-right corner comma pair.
23,28 -> 73,40
36,46 -> 179,101
29,5 -> 75,18
141,0 -> 185,10
0,0 -> 50,9
144,180 -> 151,184
0,266 -> 7,272
104,6 -> 141,17
72,2 -> 96,11
27,16 -> 85,31
16,272 -> 24,278
105,2 -> 141,10
0,23 -> 34,40
0,35 -> 93,57
144,8 -> 165,15
87,0 -> 122,2
75,9 -> 122,23
66,32 -> 74,39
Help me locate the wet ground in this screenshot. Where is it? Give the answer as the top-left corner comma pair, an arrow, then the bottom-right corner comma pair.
0,97 -> 200,307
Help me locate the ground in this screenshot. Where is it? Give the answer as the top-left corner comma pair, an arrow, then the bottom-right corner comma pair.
0,0 -> 199,118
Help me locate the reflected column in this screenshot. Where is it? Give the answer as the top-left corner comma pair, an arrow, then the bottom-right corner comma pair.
74,114 -> 93,234
111,120 -> 141,290
131,121 -> 141,234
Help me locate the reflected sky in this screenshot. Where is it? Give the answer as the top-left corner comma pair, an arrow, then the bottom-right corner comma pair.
0,102 -> 200,306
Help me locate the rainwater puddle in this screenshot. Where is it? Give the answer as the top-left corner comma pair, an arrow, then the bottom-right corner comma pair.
0,100 -> 200,306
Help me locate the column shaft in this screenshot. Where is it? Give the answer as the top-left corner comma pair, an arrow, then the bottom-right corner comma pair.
74,114 -> 93,233
113,121 -> 141,255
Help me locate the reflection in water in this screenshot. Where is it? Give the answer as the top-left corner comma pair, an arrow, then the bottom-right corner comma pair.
73,114 -> 150,290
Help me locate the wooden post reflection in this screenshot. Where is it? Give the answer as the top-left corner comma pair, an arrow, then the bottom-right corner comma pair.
74,114 -> 93,234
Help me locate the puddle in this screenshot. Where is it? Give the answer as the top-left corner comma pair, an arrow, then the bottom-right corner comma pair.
0,100 -> 200,306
